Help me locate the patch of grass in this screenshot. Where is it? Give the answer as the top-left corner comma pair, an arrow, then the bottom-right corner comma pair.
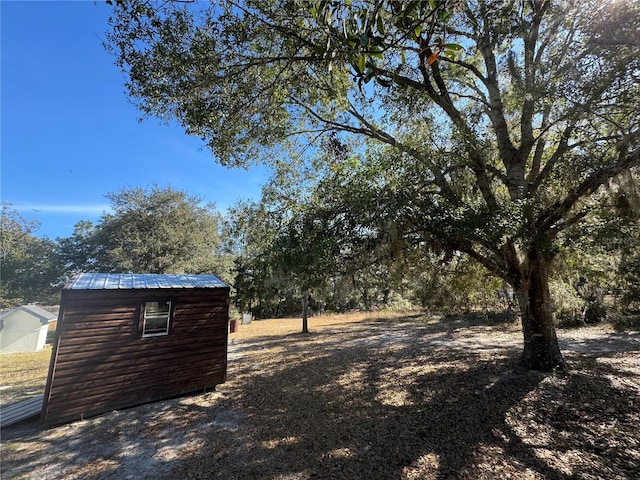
3,442 -> 20,452
0,346 -> 52,405
230,310 -> 419,340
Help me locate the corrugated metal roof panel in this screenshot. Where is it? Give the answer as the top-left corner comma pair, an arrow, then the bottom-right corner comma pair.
90,275 -> 106,289
68,274 -> 91,289
104,275 -> 122,289
65,273 -> 228,290
133,275 -> 149,289
118,274 -> 134,289
157,275 -> 173,289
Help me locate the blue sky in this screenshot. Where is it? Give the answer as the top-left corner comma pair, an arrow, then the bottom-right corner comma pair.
1,1 -> 270,239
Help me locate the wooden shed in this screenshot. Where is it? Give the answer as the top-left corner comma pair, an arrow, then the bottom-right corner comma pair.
0,305 -> 56,354
41,273 -> 230,427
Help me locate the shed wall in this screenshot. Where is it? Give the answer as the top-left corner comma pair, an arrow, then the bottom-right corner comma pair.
42,287 -> 229,427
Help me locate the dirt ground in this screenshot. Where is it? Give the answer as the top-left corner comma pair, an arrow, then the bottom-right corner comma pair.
1,313 -> 639,479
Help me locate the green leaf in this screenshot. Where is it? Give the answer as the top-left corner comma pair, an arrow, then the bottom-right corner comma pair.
443,50 -> 458,60
444,43 -> 464,51
414,25 -> 422,38
348,54 -> 357,69
357,54 -> 366,74
360,33 -> 369,47
444,43 -> 464,60
405,1 -> 419,18
376,15 -> 385,36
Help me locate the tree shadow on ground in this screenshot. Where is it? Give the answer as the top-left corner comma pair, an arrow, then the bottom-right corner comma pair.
2,320 -> 638,480
167,323 -> 639,479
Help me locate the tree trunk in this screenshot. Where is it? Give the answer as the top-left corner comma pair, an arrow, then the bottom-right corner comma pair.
301,292 -> 310,334
516,252 -> 567,371
362,286 -> 371,311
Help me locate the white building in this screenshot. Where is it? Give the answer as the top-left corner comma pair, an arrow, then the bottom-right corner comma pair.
0,305 -> 56,353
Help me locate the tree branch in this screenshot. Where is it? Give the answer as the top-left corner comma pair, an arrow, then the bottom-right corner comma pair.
519,0 -> 548,165
538,146 -> 640,234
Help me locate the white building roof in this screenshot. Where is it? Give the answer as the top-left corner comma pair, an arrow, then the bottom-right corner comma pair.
0,305 -> 57,324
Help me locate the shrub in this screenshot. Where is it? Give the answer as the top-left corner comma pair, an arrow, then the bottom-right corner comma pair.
551,281 -> 585,328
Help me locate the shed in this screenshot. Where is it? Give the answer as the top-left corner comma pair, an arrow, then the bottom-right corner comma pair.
0,305 -> 56,354
41,273 -> 230,427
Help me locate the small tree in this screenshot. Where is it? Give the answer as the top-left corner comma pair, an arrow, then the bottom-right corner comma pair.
272,207 -> 342,332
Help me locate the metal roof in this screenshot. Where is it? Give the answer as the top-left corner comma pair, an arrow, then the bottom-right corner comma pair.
65,273 -> 228,290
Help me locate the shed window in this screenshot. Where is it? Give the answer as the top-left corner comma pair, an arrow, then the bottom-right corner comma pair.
142,301 -> 171,337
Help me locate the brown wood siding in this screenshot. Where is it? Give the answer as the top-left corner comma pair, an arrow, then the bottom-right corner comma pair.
41,287 -> 229,427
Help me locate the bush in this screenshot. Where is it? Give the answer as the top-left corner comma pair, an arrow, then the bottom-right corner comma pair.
584,300 -> 607,324
555,308 -> 585,329
619,254 -> 640,309
550,277 -> 611,327
610,313 -> 640,331
228,305 -> 242,322
551,281 -> 585,328
384,292 -> 419,313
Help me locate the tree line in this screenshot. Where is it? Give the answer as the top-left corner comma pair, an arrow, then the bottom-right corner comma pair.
1,187 -> 229,307
2,176 -> 638,323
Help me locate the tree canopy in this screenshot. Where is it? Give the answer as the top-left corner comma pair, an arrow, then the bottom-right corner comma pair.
58,185 -> 229,276
107,0 -> 639,370
0,204 -> 64,307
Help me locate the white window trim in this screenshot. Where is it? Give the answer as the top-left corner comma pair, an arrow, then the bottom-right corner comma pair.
142,301 -> 172,337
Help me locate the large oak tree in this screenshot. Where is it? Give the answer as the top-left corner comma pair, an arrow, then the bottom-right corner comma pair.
107,0 -> 639,370
59,186 -> 226,275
